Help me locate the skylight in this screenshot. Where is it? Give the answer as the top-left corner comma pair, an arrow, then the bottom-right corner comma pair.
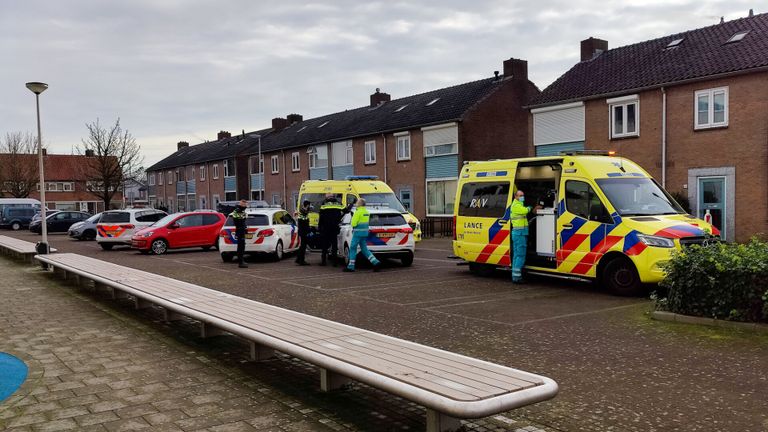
317,121 -> 329,128
727,30 -> 749,43
666,38 -> 684,48
394,104 -> 409,112
297,126 -> 307,132
426,98 -> 440,106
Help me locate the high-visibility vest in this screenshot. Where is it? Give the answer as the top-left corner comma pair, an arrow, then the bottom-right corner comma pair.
351,206 -> 371,237
510,200 -> 531,230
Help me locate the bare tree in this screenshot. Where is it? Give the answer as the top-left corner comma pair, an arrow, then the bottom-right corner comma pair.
0,132 -> 40,198
78,118 -> 143,209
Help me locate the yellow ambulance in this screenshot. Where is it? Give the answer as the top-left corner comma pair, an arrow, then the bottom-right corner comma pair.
453,152 -> 719,295
298,176 -> 422,242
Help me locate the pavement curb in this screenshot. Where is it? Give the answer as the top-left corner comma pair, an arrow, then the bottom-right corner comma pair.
651,311 -> 768,333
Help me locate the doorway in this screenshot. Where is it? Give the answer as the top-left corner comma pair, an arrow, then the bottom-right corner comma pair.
698,177 -> 726,240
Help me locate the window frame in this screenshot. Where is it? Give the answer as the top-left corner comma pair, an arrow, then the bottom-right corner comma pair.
271,155 -> 279,174
158,172 -> 163,185
424,142 -> 458,157
291,152 -> 300,172
608,95 -> 639,139
167,171 -> 172,185
212,164 -> 219,179
564,179 -> 613,224
694,87 -> 729,130
364,140 -> 376,164
425,177 -> 458,217
396,135 -> 411,161
199,165 -> 205,181
149,174 -> 155,186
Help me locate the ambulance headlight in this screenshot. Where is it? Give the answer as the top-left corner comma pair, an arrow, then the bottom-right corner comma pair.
637,234 -> 674,248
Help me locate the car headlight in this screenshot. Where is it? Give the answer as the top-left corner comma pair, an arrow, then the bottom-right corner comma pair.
637,234 -> 674,248
141,231 -> 154,238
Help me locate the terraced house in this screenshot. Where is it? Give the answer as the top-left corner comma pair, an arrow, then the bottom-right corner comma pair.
528,12 -> 768,241
147,57 -> 538,219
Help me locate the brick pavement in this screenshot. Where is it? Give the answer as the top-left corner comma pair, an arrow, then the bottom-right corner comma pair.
0,256 -> 552,432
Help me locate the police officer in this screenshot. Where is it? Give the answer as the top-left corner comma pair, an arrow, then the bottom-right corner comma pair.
343,198 -> 380,272
510,189 -> 541,283
294,200 -> 311,266
229,199 -> 249,268
317,194 -> 345,266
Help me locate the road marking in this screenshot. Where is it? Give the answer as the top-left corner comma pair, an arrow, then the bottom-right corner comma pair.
346,277 -> 475,294
401,286 -> 540,306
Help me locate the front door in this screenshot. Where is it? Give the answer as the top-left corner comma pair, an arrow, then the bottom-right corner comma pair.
698,177 -> 726,240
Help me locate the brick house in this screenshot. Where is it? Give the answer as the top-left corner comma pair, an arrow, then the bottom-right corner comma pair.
147,57 -> 538,219
528,13 -> 768,241
0,152 -> 123,213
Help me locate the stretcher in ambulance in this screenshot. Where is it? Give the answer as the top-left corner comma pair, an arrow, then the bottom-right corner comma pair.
452,152 -> 720,295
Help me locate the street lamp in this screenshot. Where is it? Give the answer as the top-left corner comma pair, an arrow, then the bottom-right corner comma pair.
26,81 -> 49,255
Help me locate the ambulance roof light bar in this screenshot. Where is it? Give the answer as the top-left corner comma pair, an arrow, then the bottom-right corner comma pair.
559,150 -> 616,156
344,175 -> 379,181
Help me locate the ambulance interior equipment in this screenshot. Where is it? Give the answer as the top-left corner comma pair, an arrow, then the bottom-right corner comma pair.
513,162 -> 561,269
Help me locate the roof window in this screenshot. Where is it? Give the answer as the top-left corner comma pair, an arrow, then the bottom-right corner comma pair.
665,38 -> 684,49
394,104 -> 409,112
297,126 -> 307,132
426,98 -> 440,106
726,30 -> 749,43
317,121 -> 329,128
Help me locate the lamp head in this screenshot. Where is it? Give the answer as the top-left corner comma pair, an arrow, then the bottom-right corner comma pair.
26,82 -> 48,95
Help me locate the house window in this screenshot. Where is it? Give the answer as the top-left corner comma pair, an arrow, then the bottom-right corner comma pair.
250,156 -> 262,174
200,195 -> 207,210
199,165 -> 205,181
223,159 -> 234,177
63,182 -> 73,191
396,135 -> 411,161
272,193 -> 280,206
424,142 -> 457,157
398,188 -> 412,212
695,87 -> 728,129
364,140 -> 376,164
271,155 -> 279,174
174,169 -> 180,182
345,141 -> 353,165
149,174 -> 155,186
426,179 -> 457,216
608,96 -> 639,138
225,192 -> 237,201
291,152 -> 300,172
212,164 -> 219,179
213,194 -> 220,206
167,171 -> 172,184
308,145 -> 328,169
158,172 -> 163,185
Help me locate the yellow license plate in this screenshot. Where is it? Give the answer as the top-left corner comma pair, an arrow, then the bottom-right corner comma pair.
377,232 -> 396,238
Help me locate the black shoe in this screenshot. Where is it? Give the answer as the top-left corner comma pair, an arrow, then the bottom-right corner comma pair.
319,261 -> 326,267
238,263 -> 248,268
296,261 -> 310,266
372,264 -> 381,272
343,268 -> 354,272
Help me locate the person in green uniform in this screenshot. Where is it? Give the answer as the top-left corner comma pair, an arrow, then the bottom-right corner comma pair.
511,189 -> 541,283
343,198 -> 381,273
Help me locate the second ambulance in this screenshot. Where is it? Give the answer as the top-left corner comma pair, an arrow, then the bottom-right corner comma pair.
453,152 -> 719,295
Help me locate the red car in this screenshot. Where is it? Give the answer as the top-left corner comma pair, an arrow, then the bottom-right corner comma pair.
131,211 -> 225,255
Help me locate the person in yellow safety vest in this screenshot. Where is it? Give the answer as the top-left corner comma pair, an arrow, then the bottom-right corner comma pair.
511,189 -> 542,283
343,198 -> 381,273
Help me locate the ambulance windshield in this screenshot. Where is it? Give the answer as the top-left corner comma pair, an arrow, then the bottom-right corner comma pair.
596,178 -> 685,216
360,193 -> 406,213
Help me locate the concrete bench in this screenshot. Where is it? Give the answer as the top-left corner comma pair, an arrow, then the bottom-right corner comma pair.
0,235 -> 56,263
35,253 -> 558,431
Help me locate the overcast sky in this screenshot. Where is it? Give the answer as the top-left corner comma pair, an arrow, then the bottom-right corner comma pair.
0,0 -> 756,166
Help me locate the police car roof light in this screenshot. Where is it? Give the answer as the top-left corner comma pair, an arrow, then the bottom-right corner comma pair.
344,175 -> 379,181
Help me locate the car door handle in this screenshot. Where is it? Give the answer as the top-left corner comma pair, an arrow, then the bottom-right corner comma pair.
562,224 -> 573,229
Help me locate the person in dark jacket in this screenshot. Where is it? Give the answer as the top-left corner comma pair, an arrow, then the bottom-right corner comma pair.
229,199 -> 249,268
295,200 -> 311,266
317,194 -> 345,266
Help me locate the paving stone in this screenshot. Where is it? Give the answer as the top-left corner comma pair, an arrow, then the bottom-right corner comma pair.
88,400 -> 129,414
143,409 -> 189,426
47,406 -> 90,420
115,404 -> 158,419
102,417 -> 151,432
31,418 -> 78,431
74,411 -> 121,427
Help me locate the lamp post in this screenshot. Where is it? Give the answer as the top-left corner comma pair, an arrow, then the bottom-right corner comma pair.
26,81 -> 49,254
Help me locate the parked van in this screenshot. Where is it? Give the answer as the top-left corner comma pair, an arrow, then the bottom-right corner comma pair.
0,198 -> 41,213
297,176 -> 422,243
453,152 -> 718,295
0,207 -> 37,230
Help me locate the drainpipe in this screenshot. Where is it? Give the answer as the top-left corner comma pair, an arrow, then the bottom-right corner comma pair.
382,133 -> 388,184
281,150 -> 287,207
661,87 -> 667,188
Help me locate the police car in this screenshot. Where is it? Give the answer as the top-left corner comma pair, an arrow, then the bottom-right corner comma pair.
218,207 -> 301,262
96,208 -> 167,250
337,207 -> 415,267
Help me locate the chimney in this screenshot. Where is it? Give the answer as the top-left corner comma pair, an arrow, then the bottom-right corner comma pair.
503,58 -> 528,81
85,149 -> 95,157
272,117 -> 290,131
42,148 -> 47,156
217,130 -> 231,140
370,88 -> 391,107
581,37 -> 608,61
177,141 -> 189,150
287,113 -> 303,124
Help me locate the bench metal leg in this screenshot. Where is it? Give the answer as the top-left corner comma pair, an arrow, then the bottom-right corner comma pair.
319,368 -> 351,392
161,308 -> 185,322
200,322 -> 227,338
249,341 -> 275,361
133,297 -> 152,310
111,288 -> 129,300
426,410 -> 461,432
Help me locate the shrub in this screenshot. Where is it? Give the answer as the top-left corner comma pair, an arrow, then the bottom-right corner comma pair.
659,238 -> 768,323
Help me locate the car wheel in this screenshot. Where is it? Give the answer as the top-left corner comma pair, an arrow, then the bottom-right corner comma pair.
602,257 -> 643,296
221,252 -> 233,262
11,222 -> 21,231
99,243 -> 114,251
401,251 -> 414,267
343,243 -> 350,266
151,239 -> 169,255
273,241 -> 284,261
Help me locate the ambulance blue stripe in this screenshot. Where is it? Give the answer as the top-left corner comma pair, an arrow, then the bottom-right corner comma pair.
560,217 -> 586,246
488,206 -> 511,241
623,231 -> 641,252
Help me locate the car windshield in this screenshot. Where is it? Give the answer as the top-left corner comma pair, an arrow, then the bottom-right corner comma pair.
596,178 -> 685,216
225,214 -> 270,226
86,213 -> 102,223
153,214 -> 180,227
369,213 -> 406,226
360,193 -> 406,213
100,212 -> 130,223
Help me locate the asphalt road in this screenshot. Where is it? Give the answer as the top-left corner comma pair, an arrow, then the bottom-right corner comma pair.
6,230 -> 768,432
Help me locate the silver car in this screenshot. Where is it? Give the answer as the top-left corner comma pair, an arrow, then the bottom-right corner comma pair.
68,212 -> 103,240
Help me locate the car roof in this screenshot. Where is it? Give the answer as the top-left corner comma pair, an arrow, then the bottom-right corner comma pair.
103,208 -> 163,214
356,207 -> 405,215
243,208 -> 284,215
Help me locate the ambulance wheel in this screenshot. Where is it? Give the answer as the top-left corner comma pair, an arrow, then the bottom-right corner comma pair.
469,262 -> 494,277
100,243 -> 114,251
401,252 -> 414,267
602,257 -> 642,296
273,241 -> 284,261
221,253 -> 233,262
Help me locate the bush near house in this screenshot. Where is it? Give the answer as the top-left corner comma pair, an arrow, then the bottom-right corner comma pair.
658,238 -> 768,323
